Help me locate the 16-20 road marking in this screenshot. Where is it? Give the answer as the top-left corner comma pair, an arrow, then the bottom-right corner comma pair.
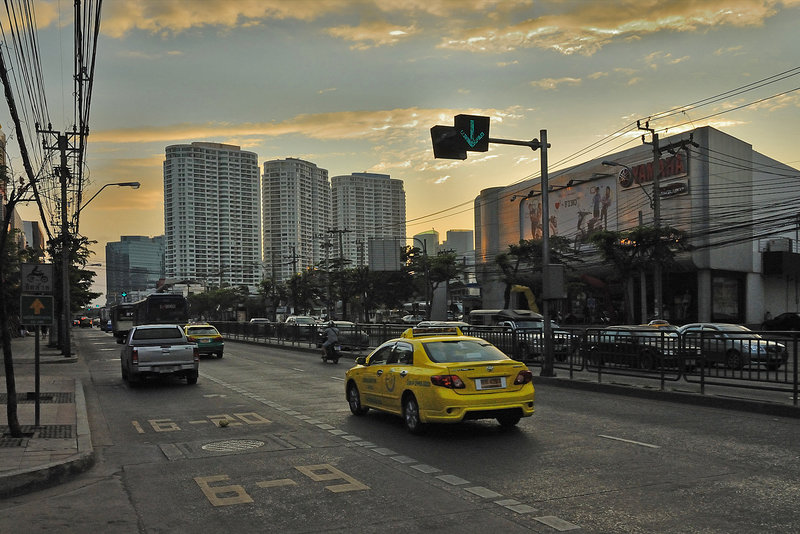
131,412 -> 271,433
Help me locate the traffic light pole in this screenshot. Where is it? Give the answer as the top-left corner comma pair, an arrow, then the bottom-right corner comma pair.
431,118 -> 555,375
489,133 -> 555,376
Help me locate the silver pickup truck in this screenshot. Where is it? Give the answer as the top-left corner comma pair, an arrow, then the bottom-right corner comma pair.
120,324 -> 199,385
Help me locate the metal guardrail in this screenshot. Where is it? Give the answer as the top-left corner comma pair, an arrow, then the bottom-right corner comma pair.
212,321 -> 799,406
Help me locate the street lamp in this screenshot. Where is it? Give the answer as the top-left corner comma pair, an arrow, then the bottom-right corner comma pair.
59,181 -> 141,357
603,160 -> 661,321
77,181 -> 141,217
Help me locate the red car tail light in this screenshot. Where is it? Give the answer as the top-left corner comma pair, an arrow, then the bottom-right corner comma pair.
131,348 -> 138,365
514,369 -> 533,385
430,375 -> 465,389
193,347 -> 200,362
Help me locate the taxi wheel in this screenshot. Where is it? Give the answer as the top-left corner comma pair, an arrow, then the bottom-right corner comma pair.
403,395 -> 425,434
497,412 -> 521,428
347,384 -> 368,415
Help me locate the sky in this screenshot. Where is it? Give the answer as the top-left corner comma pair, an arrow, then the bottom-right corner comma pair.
4,0 -> 800,302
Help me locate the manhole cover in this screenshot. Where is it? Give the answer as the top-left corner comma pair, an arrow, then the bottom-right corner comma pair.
201,439 -> 265,452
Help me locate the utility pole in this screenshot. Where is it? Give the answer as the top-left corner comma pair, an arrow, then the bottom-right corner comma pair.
39,127 -> 83,357
639,121 -> 662,319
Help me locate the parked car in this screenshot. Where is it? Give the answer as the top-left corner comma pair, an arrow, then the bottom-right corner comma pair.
678,323 -> 788,370
761,312 -> 800,331
284,315 -> 320,342
316,321 -> 369,350
249,318 -> 271,324
401,314 -> 425,324
184,323 -> 225,358
344,326 -> 534,433
583,326 -> 698,370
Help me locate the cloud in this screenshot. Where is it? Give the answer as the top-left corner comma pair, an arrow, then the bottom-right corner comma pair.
327,21 -> 417,49
90,107 -> 519,146
530,77 -> 582,90
437,0 -> 787,55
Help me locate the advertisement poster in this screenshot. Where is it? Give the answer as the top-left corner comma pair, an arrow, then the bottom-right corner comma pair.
519,176 -> 617,246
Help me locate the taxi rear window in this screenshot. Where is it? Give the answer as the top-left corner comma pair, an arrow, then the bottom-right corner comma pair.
423,340 -> 510,363
187,327 -> 219,335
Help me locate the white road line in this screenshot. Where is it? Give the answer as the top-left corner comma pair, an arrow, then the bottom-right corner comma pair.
292,367 -> 305,372
598,434 -> 660,448
330,376 -> 344,381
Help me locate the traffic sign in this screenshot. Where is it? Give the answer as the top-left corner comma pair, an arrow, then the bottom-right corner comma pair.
21,263 -> 53,294
20,295 -> 54,325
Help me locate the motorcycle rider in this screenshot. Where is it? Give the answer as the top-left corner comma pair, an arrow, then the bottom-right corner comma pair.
321,321 -> 340,359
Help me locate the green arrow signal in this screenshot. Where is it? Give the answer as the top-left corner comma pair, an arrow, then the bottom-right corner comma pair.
460,120 -> 485,148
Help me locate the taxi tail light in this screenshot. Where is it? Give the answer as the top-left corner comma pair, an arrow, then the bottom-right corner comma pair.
514,369 -> 533,385
430,375 -> 465,389
131,348 -> 138,365
186,336 -> 197,342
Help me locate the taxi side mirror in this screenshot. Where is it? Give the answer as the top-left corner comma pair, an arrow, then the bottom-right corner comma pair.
355,356 -> 367,365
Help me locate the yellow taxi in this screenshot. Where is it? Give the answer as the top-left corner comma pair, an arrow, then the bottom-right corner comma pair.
184,323 -> 224,359
344,327 -> 534,433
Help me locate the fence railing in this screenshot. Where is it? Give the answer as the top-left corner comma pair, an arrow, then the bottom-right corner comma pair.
211,321 -> 799,406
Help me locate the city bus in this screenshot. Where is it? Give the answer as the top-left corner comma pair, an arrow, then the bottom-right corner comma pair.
131,293 -> 190,327
110,303 -> 136,343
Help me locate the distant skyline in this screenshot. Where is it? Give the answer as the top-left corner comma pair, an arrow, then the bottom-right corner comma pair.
4,1 -> 800,302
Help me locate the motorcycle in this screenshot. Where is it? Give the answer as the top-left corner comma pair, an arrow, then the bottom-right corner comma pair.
321,343 -> 341,364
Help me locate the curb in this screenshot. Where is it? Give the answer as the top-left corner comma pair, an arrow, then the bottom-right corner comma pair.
534,375 -> 800,419
0,379 -> 96,498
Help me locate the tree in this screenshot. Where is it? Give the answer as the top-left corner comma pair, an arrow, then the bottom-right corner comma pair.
495,236 -> 575,309
590,226 -> 689,323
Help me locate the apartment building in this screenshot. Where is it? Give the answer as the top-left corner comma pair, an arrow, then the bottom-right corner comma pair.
262,158 -> 331,282
331,172 -> 406,266
163,142 -> 260,289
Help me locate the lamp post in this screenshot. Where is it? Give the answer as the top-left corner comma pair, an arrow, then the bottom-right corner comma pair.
410,237 -> 430,319
60,181 -> 141,357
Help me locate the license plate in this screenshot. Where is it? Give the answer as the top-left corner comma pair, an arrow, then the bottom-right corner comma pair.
335,345 -> 342,351
157,366 -> 176,373
199,339 -> 210,343
476,377 -> 506,390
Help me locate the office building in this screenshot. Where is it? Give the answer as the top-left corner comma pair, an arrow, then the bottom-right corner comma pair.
163,142 -> 260,290
262,158 -> 330,282
105,235 -> 165,305
331,172 -> 406,266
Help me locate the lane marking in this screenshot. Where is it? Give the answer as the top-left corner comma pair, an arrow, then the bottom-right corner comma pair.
598,434 -> 660,448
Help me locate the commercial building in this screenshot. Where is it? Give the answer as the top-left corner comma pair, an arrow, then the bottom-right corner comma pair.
474,126 -> 800,325
163,142 -> 260,290
105,235 -> 165,305
262,158 -> 330,282
330,172 -> 406,267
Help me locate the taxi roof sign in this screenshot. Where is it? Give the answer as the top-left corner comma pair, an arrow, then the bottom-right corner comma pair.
403,327 -> 462,338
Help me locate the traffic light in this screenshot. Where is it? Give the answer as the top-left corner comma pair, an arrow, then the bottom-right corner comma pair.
430,114 -> 490,159
430,125 -> 466,160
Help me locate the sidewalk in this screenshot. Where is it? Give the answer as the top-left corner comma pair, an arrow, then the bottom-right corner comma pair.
0,335 -> 93,498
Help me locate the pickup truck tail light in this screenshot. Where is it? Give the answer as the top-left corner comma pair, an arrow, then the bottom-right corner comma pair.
193,347 -> 200,362
131,348 -> 138,365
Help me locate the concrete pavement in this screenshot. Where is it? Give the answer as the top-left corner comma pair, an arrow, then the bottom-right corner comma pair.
0,334 -> 93,498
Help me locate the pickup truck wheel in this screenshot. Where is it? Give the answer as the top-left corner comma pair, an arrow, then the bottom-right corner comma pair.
186,372 -> 198,385
216,352 -> 223,359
